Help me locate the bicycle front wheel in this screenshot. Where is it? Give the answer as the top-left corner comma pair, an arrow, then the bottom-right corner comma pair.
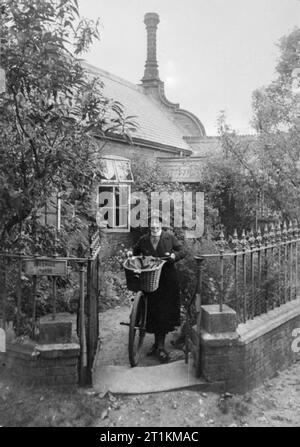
128,291 -> 147,367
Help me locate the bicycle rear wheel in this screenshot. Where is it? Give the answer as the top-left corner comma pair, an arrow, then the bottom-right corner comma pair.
128,291 -> 147,367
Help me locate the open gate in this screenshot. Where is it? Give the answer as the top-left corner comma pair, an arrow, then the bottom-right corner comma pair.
185,255 -> 204,377
78,228 -> 101,385
0,226 -> 102,387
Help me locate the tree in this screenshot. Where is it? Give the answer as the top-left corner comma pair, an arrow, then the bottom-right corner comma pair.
0,0 -> 134,252
250,28 -> 300,221
204,28 -> 300,236
201,112 -> 260,236
253,28 -> 300,132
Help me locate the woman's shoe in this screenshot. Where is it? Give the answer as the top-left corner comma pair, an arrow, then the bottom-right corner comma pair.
157,349 -> 169,363
146,344 -> 158,356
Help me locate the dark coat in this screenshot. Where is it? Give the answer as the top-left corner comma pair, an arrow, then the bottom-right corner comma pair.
133,230 -> 186,334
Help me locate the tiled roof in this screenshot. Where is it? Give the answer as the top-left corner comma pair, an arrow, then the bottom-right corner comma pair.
84,62 -> 191,152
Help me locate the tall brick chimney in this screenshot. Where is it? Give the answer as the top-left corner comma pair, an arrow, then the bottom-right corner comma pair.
142,12 -> 160,85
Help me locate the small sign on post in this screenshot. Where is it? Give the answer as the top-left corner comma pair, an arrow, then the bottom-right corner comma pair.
24,258 -> 67,276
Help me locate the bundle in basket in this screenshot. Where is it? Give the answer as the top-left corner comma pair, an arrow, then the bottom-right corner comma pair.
123,256 -> 166,293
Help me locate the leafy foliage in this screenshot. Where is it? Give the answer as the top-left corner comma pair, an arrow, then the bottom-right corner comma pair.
250,27 -> 300,221
201,28 -> 300,236
0,0 -> 134,252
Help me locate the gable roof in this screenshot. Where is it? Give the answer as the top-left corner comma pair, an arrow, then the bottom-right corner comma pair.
84,62 -> 192,154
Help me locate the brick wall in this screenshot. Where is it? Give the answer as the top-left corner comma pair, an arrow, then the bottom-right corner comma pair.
1,342 -> 80,386
199,298 -> 300,393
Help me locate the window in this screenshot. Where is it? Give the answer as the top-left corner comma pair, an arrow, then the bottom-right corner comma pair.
97,156 -> 134,232
97,184 -> 131,231
99,158 -> 133,183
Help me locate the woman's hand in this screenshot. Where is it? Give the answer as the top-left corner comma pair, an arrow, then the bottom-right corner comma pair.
165,252 -> 176,262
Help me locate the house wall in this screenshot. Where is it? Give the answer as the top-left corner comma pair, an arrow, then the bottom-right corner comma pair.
188,136 -> 222,157
41,139 -> 177,255
41,138 -> 200,258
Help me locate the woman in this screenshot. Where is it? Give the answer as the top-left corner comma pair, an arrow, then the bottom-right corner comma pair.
131,218 -> 186,363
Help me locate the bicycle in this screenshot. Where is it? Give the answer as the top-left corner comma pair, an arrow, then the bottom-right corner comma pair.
122,255 -> 170,367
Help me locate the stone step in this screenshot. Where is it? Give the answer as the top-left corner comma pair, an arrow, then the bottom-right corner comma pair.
92,359 -> 224,395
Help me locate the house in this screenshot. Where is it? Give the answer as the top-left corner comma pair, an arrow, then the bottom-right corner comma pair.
86,12 -> 206,162
44,13 -> 210,253
84,13 -> 209,246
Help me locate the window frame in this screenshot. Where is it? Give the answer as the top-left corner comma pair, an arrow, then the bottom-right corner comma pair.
99,158 -> 134,184
97,183 -> 131,233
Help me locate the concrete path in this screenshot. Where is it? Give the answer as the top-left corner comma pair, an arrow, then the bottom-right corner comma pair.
93,305 -> 224,395
92,358 -> 224,395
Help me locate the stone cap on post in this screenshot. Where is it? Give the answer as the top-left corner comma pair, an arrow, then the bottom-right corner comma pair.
201,304 -> 237,334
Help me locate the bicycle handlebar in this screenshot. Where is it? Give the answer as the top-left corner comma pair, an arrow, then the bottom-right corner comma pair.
127,254 -> 172,261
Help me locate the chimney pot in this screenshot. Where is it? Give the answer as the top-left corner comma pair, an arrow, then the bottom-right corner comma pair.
144,12 -> 160,27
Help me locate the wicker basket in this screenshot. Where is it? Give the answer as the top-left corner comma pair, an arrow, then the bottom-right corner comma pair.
123,258 -> 166,293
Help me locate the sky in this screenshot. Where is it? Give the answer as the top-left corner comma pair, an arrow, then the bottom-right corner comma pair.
78,0 -> 300,136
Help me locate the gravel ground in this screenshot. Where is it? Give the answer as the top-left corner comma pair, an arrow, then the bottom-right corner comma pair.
94,305 -> 300,427
93,363 -> 300,427
1,305 -> 299,427
97,304 -> 185,367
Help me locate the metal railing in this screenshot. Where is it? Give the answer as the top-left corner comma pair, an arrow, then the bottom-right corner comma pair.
194,220 -> 300,324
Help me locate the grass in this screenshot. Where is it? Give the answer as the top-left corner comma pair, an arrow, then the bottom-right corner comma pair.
0,369 -> 107,427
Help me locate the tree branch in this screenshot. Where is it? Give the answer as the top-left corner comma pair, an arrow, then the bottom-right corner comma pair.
13,91 -> 42,177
